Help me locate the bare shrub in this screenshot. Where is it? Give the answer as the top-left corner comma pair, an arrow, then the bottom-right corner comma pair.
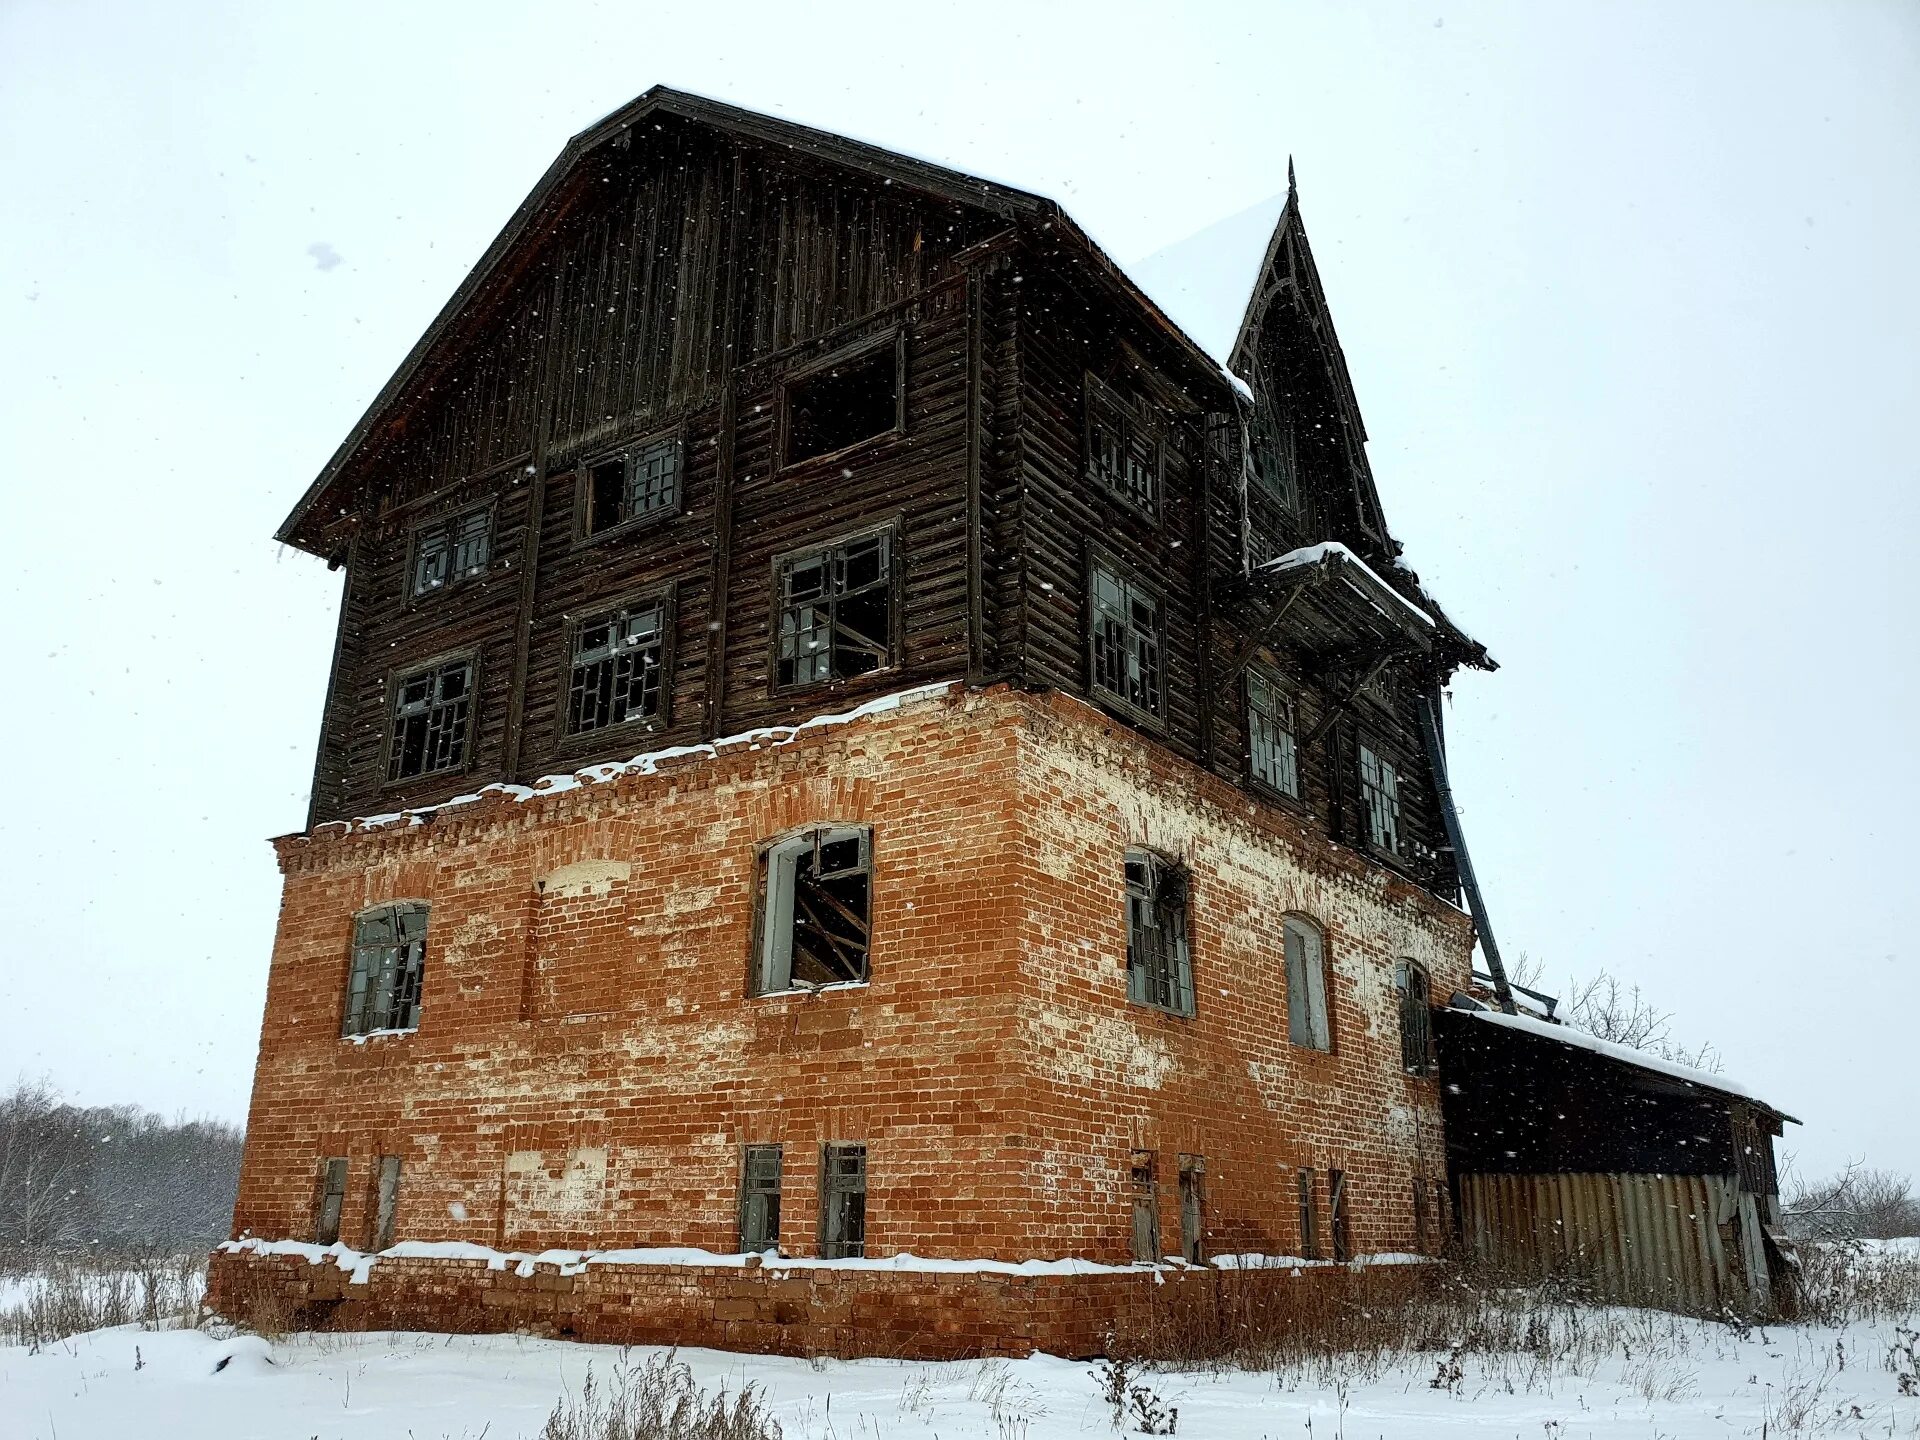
1787,1163 -> 1920,1242
1795,1240 -> 1920,1326
0,1248 -> 205,1348
538,1350 -> 781,1440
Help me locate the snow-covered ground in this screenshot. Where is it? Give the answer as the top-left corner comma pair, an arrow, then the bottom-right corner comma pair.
3,1308 -> 1918,1440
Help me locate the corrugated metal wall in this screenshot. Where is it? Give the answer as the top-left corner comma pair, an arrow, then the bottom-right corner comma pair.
1457,1171 -> 1774,1316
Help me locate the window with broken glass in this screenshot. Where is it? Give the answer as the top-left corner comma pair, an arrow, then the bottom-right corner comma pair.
1329,1168 -> 1352,1262
738,1144 -> 782,1253
1396,959 -> 1435,1076
775,531 -> 894,688
582,433 -> 682,538
1084,374 -> 1161,517
754,826 -> 871,995
1129,1150 -> 1159,1263
343,902 -> 429,1037
1089,562 -> 1164,723
566,598 -> 667,736
1178,1154 -> 1206,1263
1125,850 -> 1194,1016
1284,914 -> 1331,1051
1359,744 -> 1402,855
819,1143 -> 867,1259
370,1156 -> 402,1251
1297,1168 -> 1319,1259
1246,667 -> 1299,798
313,1157 -> 348,1245
411,505 -> 493,597
386,657 -> 474,781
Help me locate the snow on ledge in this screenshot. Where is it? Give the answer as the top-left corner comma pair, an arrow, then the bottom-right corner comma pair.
1457,1004 -> 1768,1108
1255,541 -> 1435,630
323,681 -> 959,837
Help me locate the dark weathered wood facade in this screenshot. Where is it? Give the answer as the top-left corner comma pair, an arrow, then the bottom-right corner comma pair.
282,88 -> 1489,902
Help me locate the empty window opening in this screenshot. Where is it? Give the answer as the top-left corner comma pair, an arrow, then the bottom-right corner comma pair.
1248,403 -> 1297,514
1090,563 -> 1164,721
755,826 -> 872,994
1359,744 -> 1402,855
567,600 -> 667,735
776,532 -> 894,688
1129,1150 -> 1159,1263
412,506 -> 493,596
739,1144 -> 783,1254
1329,1168 -> 1351,1262
1125,850 -> 1194,1016
1297,1168 -> 1318,1260
1085,375 -> 1162,517
387,657 -> 473,782
343,902 -> 429,1037
370,1156 -> 402,1251
1284,915 -> 1331,1051
584,434 -> 682,536
1247,668 -> 1299,798
1178,1154 -> 1206,1264
819,1143 -> 867,1259
313,1157 -> 348,1245
785,343 -> 900,465
1396,960 -> 1435,1076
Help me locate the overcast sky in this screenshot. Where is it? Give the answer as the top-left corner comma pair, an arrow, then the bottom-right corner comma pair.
1,1 -> 1914,1184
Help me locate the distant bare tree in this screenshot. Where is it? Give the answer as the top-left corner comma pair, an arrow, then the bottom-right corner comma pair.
1499,957 -> 1722,1074
1784,1160 -> 1920,1241
0,1077 -> 88,1250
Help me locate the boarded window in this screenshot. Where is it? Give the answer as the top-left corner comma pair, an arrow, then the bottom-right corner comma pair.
1129,1151 -> 1158,1263
1396,960 -> 1434,1076
776,532 -> 894,688
411,506 -> 493,596
1359,745 -> 1402,855
343,902 -> 428,1037
1330,1168 -> 1351,1262
1090,563 -> 1164,722
1247,668 -> 1298,797
1284,915 -> 1330,1051
387,657 -> 473,781
1412,1176 -> 1429,1254
1297,1168 -> 1318,1259
819,1143 -> 867,1259
567,599 -> 667,735
739,1144 -> 782,1254
1125,850 -> 1194,1016
754,826 -> 871,994
1178,1154 -> 1206,1263
583,433 -> 682,536
785,342 -> 900,465
1084,374 -> 1161,517
370,1156 -> 402,1251
313,1157 -> 348,1245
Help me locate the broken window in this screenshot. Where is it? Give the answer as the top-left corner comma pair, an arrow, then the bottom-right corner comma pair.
1247,667 -> 1299,798
1284,915 -> 1330,1051
1125,850 -> 1194,1016
583,433 -> 682,536
1297,1167 -> 1318,1260
567,598 -> 667,735
1090,563 -> 1164,722
1085,374 -> 1161,517
754,826 -> 872,994
411,505 -> 493,596
1396,960 -> 1434,1076
313,1157 -> 348,1245
776,531 -> 894,688
738,1144 -> 782,1254
387,657 -> 474,781
1178,1154 -> 1206,1264
1248,402 -> 1297,514
370,1156 -> 402,1251
819,1143 -> 867,1259
1359,744 -> 1402,855
343,902 -> 428,1037
1329,1168 -> 1351,1262
785,340 -> 901,465
1129,1150 -> 1159,1262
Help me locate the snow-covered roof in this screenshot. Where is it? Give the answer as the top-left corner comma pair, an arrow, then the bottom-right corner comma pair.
1127,191 -> 1289,369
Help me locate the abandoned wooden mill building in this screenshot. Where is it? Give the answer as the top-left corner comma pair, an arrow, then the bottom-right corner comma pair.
210,87 -> 1792,1355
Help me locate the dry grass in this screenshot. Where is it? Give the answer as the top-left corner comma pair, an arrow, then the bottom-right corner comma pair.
0,1248 -> 206,1349
538,1349 -> 783,1440
1795,1241 -> 1920,1326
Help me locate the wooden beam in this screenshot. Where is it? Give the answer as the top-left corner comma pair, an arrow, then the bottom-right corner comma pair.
703,149 -> 747,739
1301,648 -> 1399,750
964,266 -> 987,683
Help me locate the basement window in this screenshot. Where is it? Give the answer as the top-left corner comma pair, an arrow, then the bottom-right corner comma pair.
1330,1169 -> 1352,1262
1359,744 -> 1402,855
1089,562 -> 1165,724
583,433 -> 682,537
1284,915 -> 1330,1051
819,1143 -> 867,1260
370,1156 -> 402,1251
411,505 -> 493,596
386,657 -> 474,782
754,826 -> 872,994
1178,1154 -> 1206,1264
313,1157 -> 348,1245
738,1144 -> 782,1254
1396,960 -> 1435,1077
1246,667 -> 1299,798
567,598 -> 668,735
343,902 -> 429,1037
1125,850 -> 1194,1017
784,339 -> 902,466
1297,1168 -> 1318,1260
1130,1151 -> 1159,1263
775,531 -> 895,688
1084,374 -> 1162,518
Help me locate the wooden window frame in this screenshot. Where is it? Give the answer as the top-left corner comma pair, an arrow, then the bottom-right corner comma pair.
1358,738 -> 1404,859
1245,664 -> 1302,803
768,521 -> 903,697
554,584 -> 676,755
1086,550 -> 1169,732
380,649 -> 480,788
749,824 -> 874,997
738,1143 -> 783,1254
1177,1153 -> 1206,1264
1124,848 -> 1195,1018
573,424 -> 687,547
1297,1167 -> 1318,1260
369,1155 -> 403,1251
404,499 -> 498,603
1129,1150 -> 1159,1264
777,330 -> 908,475
1329,1168 -> 1352,1262
1284,913 -> 1333,1052
1083,372 -> 1164,522
1396,959 -> 1436,1078
341,900 -> 430,1038
313,1156 -> 348,1245
818,1142 -> 868,1260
